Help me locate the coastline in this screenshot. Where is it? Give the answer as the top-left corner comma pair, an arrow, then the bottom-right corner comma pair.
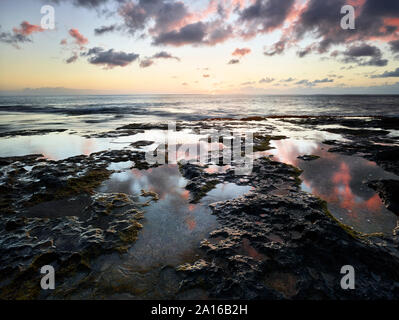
0,115 -> 398,299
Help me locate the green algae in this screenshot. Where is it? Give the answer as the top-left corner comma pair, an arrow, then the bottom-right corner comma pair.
140,189 -> 159,201
25,168 -> 112,207
253,134 -> 287,152
317,199 -> 383,240
117,221 -> 144,253
191,180 -> 219,203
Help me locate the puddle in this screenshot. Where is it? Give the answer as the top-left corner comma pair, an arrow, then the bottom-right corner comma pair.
258,139 -> 399,234
106,161 -> 134,171
0,133 -> 130,160
98,165 -> 251,267
93,164 -> 251,298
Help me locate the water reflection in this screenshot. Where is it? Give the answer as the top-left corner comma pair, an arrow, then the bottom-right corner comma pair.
93,164 -> 251,298
259,139 -> 399,234
98,165 -> 251,269
0,133 -> 129,160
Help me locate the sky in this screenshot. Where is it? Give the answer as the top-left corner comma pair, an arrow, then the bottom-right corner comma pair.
0,0 -> 399,94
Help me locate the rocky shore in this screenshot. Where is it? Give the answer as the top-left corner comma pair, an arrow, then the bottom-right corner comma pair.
0,116 -> 398,299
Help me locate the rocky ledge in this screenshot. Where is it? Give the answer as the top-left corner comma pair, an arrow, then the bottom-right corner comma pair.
176,157 -> 399,299
0,149 -> 160,299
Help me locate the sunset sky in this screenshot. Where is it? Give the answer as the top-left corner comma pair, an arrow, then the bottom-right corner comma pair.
0,0 -> 399,94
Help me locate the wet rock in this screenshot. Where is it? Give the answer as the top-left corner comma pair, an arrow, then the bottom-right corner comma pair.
297,155 -> 320,161
253,133 -> 286,152
323,128 -> 390,138
368,180 -> 399,215
176,158 -> 399,299
130,140 -> 155,148
0,148 -> 162,299
0,129 -> 67,138
0,192 -> 149,299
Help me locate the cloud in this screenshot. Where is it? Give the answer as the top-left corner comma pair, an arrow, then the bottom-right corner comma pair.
228,59 -> 240,64
69,28 -> 88,45
297,45 -> 314,58
138,51 -> 180,68
264,39 -> 286,56
83,47 -> 139,68
370,67 -> 399,78
261,0 -> 399,65
50,0 -> 109,8
0,21 -> 44,48
119,0 -> 233,47
259,77 -> 275,83
389,40 -> 399,53
313,78 -> 334,84
94,25 -> 116,35
139,59 -> 154,68
239,0 -> 296,37
232,47 -> 251,57
296,78 -> 334,87
0,27 -> 31,47
241,81 -> 256,85
280,77 -> 295,82
13,21 -> 44,36
120,0 -> 191,36
153,21 -> 206,46
341,44 -> 388,66
66,53 -> 78,64
152,51 -> 180,61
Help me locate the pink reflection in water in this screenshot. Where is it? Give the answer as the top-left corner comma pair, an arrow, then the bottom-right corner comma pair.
258,139 -> 398,234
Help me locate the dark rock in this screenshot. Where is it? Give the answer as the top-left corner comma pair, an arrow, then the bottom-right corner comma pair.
176,158 -> 399,300
368,180 -> 399,215
297,155 -> 320,161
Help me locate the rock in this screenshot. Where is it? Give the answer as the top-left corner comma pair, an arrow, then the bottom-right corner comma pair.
368,180 -> 399,215
297,155 -> 320,161
176,158 -> 399,299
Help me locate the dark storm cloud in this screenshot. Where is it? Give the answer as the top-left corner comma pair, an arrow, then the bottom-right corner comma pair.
83,47 -> 139,68
94,25 -> 117,35
370,68 -> 399,78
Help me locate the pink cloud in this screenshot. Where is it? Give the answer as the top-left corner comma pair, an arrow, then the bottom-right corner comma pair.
13,21 -> 44,36
69,28 -> 88,45
232,47 -> 251,57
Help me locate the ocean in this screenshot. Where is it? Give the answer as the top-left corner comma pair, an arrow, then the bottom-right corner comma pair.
1,94 -> 399,133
